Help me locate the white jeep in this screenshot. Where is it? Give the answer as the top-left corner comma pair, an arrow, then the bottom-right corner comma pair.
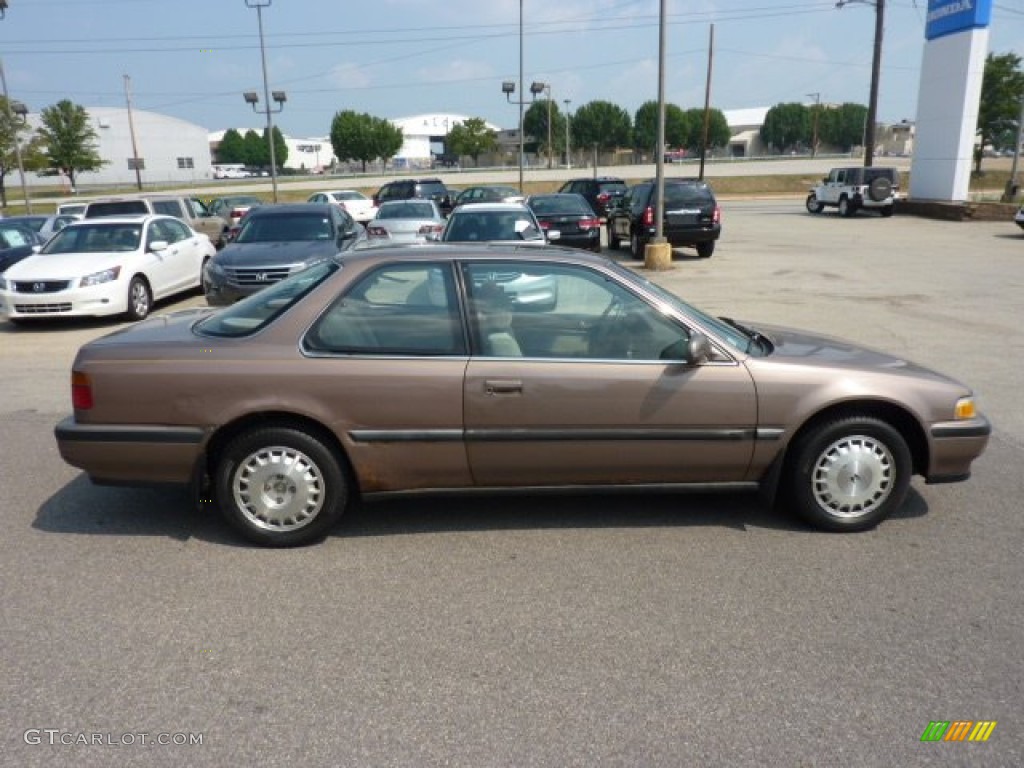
806,166 -> 899,218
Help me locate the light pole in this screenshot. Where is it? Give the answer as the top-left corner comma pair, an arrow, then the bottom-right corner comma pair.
242,90 -> 286,199
564,99 -> 571,169
499,0 -> 529,192
530,81 -> 552,169
244,0 -> 284,201
837,0 -> 884,167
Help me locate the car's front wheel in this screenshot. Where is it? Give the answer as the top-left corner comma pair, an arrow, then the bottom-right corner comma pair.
786,416 -> 911,532
805,193 -> 824,214
880,204 -> 894,218
215,426 -> 349,546
126,276 -> 152,321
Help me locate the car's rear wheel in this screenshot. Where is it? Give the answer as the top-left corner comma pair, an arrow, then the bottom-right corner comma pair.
126,276 -> 152,321
880,204 -> 894,218
696,241 -> 715,258
786,416 -> 911,532
630,232 -> 646,258
838,196 -> 854,218
608,226 -> 621,250
805,194 -> 824,214
215,426 -> 348,547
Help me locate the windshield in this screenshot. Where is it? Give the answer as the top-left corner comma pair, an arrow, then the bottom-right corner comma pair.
42,223 -> 141,254
195,260 -> 339,337
236,213 -> 334,243
605,260 -> 765,356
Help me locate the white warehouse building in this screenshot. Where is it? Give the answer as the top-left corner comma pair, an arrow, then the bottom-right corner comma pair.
27,107 -> 212,189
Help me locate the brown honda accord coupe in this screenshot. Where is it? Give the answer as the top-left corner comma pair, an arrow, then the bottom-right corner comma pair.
55,244 -> 990,546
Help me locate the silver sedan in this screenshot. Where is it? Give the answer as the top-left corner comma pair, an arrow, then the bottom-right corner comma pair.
365,200 -> 445,244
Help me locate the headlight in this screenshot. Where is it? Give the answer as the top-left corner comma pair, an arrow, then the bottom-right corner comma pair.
954,397 -> 977,420
80,266 -> 121,287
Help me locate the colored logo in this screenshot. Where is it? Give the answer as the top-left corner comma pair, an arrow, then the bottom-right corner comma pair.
925,0 -> 993,41
921,720 -> 997,742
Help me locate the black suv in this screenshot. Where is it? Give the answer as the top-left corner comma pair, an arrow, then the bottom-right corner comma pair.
557,177 -> 628,219
373,178 -> 454,216
607,178 -> 721,258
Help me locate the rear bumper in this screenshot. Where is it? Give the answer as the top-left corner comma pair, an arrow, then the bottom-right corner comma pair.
925,415 -> 991,484
55,416 -> 206,485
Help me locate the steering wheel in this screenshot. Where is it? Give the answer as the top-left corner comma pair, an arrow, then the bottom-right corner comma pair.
588,296 -> 626,357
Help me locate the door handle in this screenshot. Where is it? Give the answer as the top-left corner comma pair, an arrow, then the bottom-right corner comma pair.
484,379 -> 523,395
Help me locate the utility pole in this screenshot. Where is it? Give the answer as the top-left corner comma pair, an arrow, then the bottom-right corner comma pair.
0,58 -> 31,213
808,91 -> 821,157
837,0 -> 884,166
124,75 -> 143,191
698,23 -> 714,180
563,99 -> 571,169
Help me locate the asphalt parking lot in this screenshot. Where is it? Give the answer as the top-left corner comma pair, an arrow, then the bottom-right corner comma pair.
2,200 -> 1022,767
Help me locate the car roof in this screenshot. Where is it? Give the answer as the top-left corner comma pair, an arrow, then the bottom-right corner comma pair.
339,242 -> 609,268
64,214 -> 167,225
245,203 -> 336,216
452,202 -> 531,212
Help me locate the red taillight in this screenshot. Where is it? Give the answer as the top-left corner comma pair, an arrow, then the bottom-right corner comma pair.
712,205 -> 721,224
71,371 -> 93,410
230,208 -> 245,219
642,206 -> 654,227
597,192 -> 610,204
418,223 -> 443,235
538,220 -> 551,229
579,217 -> 599,230
367,225 -> 389,238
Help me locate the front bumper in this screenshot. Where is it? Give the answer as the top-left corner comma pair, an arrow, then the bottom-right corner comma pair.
925,414 -> 991,484
0,281 -> 128,319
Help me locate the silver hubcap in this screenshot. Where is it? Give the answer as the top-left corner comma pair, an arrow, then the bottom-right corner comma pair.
130,282 -> 149,316
811,434 -> 894,518
233,446 -> 324,532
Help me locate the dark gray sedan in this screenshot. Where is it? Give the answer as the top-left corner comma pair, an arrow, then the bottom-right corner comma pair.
203,203 -> 364,305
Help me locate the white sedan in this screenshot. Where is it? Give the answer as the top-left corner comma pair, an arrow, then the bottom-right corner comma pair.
307,190 -> 378,223
0,214 -> 215,322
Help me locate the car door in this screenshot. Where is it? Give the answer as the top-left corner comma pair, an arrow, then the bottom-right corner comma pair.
460,260 -> 758,487
302,261 -> 472,492
158,218 -> 203,293
140,220 -> 179,297
821,169 -> 843,204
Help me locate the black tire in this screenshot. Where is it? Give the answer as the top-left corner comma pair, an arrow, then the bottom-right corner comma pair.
786,416 -> 911,532
125,276 -> 152,321
696,241 -> 715,258
200,257 -> 211,295
805,194 -> 824,214
867,176 -> 893,203
630,231 -> 646,258
215,426 -> 348,547
608,226 -> 621,251
880,204 -> 894,218
838,196 -> 854,218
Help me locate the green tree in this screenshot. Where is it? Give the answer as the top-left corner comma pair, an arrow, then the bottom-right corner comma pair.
760,102 -> 811,153
242,129 -> 266,168
571,100 -> 632,153
0,97 -> 43,208
263,125 -> 288,170
818,102 -> 868,152
373,117 -> 403,167
684,107 -> 730,152
330,111 -> 403,172
976,52 -> 1024,172
35,99 -> 105,189
633,101 -> 690,155
215,128 -> 246,164
446,117 -> 497,166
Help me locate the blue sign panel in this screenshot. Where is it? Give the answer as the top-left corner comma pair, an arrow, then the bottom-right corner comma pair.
926,0 -> 992,40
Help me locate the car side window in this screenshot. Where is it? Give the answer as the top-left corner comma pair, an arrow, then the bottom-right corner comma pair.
161,219 -> 191,243
306,263 -> 465,356
461,262 -> 690,361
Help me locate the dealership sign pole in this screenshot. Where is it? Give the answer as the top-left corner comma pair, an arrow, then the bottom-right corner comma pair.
909,0 -> 993,202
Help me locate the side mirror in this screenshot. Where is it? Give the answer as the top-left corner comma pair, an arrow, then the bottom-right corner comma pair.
148,240 -> 169,252
688,332 -> 711,364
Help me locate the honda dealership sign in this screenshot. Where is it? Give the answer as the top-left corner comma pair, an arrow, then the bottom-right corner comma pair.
926,0 -> 993,41
910,0 -> 993,202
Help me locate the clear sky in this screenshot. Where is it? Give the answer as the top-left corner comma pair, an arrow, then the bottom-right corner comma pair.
1,0 -> 1021,139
